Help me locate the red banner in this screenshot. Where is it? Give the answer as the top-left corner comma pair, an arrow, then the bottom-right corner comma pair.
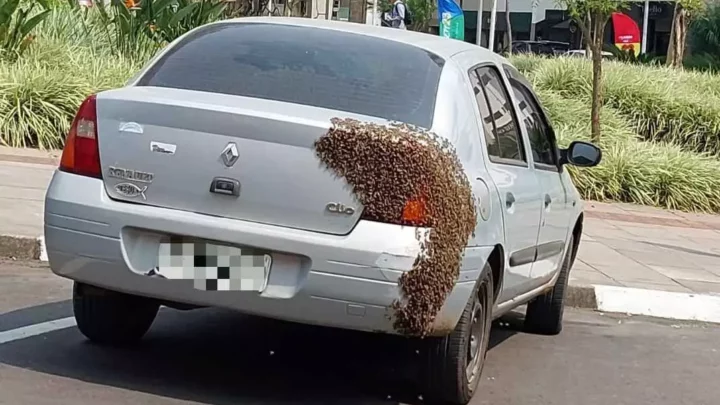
611,12 -> 641,56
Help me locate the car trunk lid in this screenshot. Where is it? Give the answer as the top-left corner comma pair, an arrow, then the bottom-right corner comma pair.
96,86 -> 369,235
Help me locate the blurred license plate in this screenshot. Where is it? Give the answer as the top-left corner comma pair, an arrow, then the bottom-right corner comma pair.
155,240 -> 271,292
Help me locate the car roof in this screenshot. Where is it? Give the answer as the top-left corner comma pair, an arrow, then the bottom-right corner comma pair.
218,17 -> 504,63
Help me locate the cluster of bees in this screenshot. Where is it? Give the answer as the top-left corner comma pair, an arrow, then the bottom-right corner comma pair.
314,118 -> 477,337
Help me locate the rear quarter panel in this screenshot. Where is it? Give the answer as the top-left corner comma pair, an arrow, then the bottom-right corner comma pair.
562,168 -> 585,228
432,58 -> 505,250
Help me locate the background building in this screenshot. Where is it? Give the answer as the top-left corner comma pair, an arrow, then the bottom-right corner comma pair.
427,0 -> 675,55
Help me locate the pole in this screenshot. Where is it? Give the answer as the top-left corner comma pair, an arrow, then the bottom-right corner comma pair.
476,0 -> 484,46
372,0 -> 378,25
488,0 -> 497,52
529,1 -> 537,41
641,0 -> 650,54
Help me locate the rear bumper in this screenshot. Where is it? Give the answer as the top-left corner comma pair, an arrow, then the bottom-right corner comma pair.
44,171 -> 493,335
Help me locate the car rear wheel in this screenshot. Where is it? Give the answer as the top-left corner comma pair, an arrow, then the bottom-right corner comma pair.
525,235 -> 575,335
422,264 -> 494,405
73,282 -> 159,345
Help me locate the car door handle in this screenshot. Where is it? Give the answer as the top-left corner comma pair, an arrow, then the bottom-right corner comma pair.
544,194 -> 552,207
506,192 -> 515,209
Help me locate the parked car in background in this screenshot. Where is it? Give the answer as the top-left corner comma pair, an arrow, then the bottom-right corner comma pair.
45,17 -> 601,405
563,49 -> 616,59
508,40 -> 570,55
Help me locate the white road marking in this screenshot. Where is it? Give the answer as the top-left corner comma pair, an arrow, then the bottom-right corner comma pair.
38,236 -> 48,262
595,285 -> 720,324
0,317 -> 76,345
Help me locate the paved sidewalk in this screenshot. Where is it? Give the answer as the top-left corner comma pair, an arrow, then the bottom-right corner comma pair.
0,147 -> 57,239
574,202 -> 720,296
1,147 -> 719,300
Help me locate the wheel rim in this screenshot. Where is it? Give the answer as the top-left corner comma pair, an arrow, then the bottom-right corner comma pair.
465,288 -> 487,385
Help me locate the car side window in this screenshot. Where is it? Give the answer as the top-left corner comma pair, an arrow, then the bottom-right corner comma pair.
470,66 -> 526,164
508,80 -> 558,168
469,69 -> 501,158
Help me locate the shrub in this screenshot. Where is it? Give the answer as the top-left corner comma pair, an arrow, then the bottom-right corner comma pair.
36,4 -> 114,51
0,59 -> 88,148
0,0 -> 51,61
513,54 -> 720,156
93,1 -> 163,60
683,52 -> 720,73
535,87 -> 720,212
0,41 -> 137,148
689,2 -> 720,56
147,0 -> 227,44
91,0 -> 225,59
575,139 -> 720,212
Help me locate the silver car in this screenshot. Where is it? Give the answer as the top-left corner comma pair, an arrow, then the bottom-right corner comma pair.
45,17 -> 601,404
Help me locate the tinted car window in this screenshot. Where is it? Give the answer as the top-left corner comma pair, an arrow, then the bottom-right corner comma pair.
474,66 -> 526,163
469,69 -> 500,157
509,81 -> 557,167
139,23 -> 444,128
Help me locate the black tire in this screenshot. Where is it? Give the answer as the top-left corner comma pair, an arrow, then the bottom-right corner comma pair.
525,235 -> 575,335
422,263 -> 494,405
73,282 -> 159,345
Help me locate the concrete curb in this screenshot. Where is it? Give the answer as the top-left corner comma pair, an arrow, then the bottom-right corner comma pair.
567,284 -> 720,324
0,235 -> 47,261
565,284 -> 598,309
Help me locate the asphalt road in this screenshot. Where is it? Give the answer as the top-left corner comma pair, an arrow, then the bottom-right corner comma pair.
1,260 -> 718,405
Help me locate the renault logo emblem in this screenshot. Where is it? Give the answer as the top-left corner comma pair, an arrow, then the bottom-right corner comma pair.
220,143 -> 239,167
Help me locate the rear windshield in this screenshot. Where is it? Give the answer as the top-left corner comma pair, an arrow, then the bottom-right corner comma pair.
138,23 -> 445,129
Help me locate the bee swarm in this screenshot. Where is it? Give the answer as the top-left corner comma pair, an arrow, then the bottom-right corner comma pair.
314,118 -> 477,337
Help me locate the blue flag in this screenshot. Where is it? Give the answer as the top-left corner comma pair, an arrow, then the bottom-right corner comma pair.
438,0 -> 465,40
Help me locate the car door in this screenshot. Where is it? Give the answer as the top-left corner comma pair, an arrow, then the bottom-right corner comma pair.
467,64 -> 544,302
504,65 -> 571,284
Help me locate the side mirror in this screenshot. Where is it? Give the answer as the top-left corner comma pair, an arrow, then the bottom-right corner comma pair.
560,141 -> 602,167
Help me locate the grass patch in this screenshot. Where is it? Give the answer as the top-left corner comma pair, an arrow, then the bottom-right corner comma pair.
0,37 -> 139,148
512,54 -> 720,156
532,86 -> 720,212
0,5 -> 145,148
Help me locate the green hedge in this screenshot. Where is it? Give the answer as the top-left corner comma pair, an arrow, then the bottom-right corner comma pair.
513,55 -> 720,156
0,6 -> 143,148
536,88 -> 720,211
0,39 -> 138,148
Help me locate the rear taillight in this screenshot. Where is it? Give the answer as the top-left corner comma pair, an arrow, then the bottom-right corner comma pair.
361,196 -> 431,227
59,95 -> 101,178
400,197 -> 428,226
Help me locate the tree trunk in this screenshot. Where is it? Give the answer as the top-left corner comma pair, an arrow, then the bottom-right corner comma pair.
667,2 -> 679,66
590,45 -> 602,143
590,13 -> 605,143
584,11 -> 592,57
667,2 -> 688,67
505,0 -> 512,53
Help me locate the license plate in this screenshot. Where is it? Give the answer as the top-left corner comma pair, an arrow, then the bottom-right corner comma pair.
155,240 -> 271,292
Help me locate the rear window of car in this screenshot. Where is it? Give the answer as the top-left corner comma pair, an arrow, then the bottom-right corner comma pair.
138,23 -> 445,129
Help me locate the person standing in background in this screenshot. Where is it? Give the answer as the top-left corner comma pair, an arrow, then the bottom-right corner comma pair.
385,0 -> 407,30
